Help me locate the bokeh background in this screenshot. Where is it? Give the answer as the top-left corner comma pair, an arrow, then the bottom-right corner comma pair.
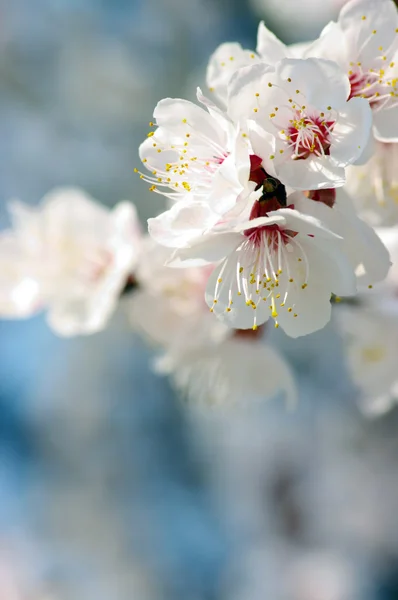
1,1 -> 398,599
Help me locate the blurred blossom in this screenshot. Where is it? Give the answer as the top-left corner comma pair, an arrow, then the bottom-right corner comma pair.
346,143 -> 398,227
0,188 -> 141,336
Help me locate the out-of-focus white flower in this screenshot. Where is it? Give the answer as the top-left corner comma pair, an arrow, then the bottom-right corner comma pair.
172,335 -> 297,407
128,237 -> 296,405
337,303 -> 398,417
138,89 -> 251,215
336,224 -> 398,416
305,0 -> 398,142
285,551 -> 362,600
345,141 -> 398,227
0,188 -> 141,336
228,58 -> 372,191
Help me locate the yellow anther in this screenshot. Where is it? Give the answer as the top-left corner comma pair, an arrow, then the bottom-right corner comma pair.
147,132 -> 154,137
271,297 -> 278,318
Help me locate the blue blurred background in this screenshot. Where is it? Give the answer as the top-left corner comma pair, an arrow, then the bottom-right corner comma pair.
1,1 -> 398,598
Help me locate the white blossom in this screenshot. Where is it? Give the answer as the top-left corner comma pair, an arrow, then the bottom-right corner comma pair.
228,58 -> 372,191
167,190 -> 358,337
128,237 -> 296,405
337,303 -> 398,417
305,0 -> 398,142
345,141 -> 398,226
0,188 -> 141,336
138,89 -> 251,216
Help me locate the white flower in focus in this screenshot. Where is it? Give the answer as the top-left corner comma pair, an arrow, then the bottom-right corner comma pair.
337,303 -> 398,417
0,188 -> 141,336
294,189 -> 391,289
128,237 -> 296,406
228,58 -> 372,190
345,141 -> 398,226
206,23 -> 311,108
169,191 -> 357,337
138,89 -> 251,216
305,0 -> 398,142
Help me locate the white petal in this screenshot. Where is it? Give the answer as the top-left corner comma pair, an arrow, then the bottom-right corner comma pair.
206,42 -> 259,108
0,233 -> 42,317
275,284 -> 333,338
256,21 -> 288,62
340,0 -> 398,65
154,97 -> 225,146
330,97 -> 372,165
168,231 -> 243,267
277,155 -> 346,191
275,58 -> 350,109
304,21 -> 350,70
148,202 -> 219,248
373,105 -> 398,142
205,261 -> 270,329
269,204 -> 343,240
227,62 -> 275,122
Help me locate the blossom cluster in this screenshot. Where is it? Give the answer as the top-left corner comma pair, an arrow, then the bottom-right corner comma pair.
2,0 -> 398,410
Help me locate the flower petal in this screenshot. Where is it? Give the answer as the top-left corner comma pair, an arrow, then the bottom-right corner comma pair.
256,21 -> 288,62
148,202 -> 219,248
329,97 -> 372,165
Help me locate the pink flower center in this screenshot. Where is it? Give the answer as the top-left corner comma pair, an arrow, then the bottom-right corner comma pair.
348,65 -> 398,109
286,112 -> 335,159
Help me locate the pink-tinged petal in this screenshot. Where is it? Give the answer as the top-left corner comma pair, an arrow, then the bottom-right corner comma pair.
206,42 -> 260,108
167,231 -> 243,267
373,105 -> 398,142
275,58 -> 350,109
256,21 -> 288,62
277,155 -> 346,191
329,96 -> 372,165
148,202 -> 219,249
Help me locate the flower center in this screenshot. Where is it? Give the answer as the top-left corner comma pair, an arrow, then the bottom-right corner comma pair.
286,111 -> 335,159
210,219 -> 309,330
348,64 -> 398,110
